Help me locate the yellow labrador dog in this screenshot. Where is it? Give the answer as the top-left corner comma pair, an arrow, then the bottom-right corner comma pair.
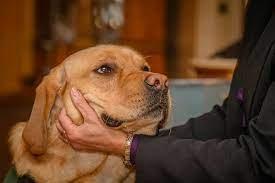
9,45 -> 170,183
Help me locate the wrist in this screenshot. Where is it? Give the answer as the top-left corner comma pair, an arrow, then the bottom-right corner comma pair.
123,132 -> 134,166
109,130 -> 127,156
108,130 -> 139,166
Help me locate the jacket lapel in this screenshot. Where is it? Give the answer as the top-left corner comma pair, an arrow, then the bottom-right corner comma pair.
243,13 -> 275,120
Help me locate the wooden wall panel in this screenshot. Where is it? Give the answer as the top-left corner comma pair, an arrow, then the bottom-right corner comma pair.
120,0 -> 166,74
177,0 -> 197,78
0,0 -> 34,95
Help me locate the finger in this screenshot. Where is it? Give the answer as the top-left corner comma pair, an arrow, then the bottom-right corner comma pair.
58,133 -> 70,144
70,143 -> 84,151
70,87 -> 99,121
56,120 -> 64,134
56,121 -> 69,141
56,120 -> 69,139
58,108 -> 77,133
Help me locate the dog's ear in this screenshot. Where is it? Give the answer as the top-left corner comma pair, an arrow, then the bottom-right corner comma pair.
22,65 -> 66,155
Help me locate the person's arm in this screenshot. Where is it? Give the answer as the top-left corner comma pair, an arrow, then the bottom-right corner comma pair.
134,82 -> 275,182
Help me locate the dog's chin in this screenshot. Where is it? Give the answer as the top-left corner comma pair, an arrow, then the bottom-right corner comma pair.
101,105 -> 168,129
145,105 -> 168,129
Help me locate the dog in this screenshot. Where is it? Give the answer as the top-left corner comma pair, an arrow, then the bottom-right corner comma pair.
8,45 -> 170,183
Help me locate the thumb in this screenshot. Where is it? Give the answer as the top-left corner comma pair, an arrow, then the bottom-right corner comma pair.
70,87 -> 100,123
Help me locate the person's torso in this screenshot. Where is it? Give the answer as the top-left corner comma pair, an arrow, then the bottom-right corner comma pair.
225,12 -> 275,138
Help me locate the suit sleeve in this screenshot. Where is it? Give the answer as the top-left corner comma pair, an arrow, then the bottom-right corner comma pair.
135,83 -> 275,183
159,98 -> 228,140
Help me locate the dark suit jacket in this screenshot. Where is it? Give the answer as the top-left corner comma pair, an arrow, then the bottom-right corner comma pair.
135,0 -> 275,182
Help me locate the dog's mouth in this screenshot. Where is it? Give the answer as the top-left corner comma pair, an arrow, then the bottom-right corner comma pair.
144,93 -> 169,129
101,113 -> 124,127
100,92 -> 169,129
100,105 -> 167,128
100,94 -> 169,128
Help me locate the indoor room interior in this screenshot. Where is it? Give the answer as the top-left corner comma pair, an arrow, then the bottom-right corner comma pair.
0,0 -> 246,179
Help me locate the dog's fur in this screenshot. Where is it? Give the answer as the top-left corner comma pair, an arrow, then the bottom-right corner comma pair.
9,45 -> 170,183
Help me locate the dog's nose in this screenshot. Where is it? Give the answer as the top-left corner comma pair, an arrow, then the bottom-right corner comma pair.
145,73 -> 168,91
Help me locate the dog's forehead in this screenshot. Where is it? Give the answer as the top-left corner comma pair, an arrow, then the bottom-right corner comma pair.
65,45 -> 146,67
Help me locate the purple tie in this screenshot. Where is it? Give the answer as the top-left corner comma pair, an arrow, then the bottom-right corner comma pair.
236,88 -> 244,102
236,88 -> 246,127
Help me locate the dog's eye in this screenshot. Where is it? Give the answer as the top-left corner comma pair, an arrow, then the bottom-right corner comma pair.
96,65 -> 113,74
142,66 -> 150,72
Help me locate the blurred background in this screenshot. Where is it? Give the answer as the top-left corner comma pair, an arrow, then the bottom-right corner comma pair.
0,0 -> 247,179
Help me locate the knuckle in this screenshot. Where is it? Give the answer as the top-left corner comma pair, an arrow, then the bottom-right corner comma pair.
76,98 -> 85,106
68,131 -> 79,141
74,99 -> 82,105
72,144 -> 83,151
71,143 -> 79,150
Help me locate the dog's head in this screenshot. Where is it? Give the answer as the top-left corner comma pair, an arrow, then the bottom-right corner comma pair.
22,45 -> 170,155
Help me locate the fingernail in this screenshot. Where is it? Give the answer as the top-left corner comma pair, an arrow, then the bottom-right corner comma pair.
71,87 -> 79,98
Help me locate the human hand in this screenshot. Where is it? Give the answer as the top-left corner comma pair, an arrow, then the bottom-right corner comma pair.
56,88 -> 126,156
